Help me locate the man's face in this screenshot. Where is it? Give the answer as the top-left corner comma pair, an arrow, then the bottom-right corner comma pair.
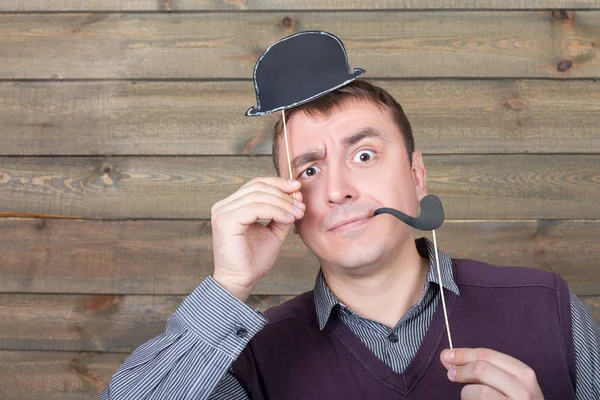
280,99 -> 428,273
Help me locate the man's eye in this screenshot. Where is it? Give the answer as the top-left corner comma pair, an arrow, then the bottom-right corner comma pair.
353,150 -> 375,163
300,166 -> 320,179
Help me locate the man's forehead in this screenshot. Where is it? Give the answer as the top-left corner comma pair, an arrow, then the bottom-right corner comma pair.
289,98 -> 386,128
288,105 -> 389,147
275,99 -> 395,173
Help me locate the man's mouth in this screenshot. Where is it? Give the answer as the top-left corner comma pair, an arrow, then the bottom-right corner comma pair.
329,215 -> 373,232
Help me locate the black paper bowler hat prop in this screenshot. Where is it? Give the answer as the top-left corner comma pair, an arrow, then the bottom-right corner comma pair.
245,31 -> 366,117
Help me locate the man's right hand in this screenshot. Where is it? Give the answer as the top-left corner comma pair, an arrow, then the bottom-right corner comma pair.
210,177 -> 305,301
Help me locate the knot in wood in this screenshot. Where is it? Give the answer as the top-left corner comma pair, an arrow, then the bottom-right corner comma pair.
551,10 -> 570,22
102,166 -> 112,174
161,0 -> 172,11
556,59 -> 573,72
85,295 -> 120,314
505,98 -> 527,111
281,16 -> 296,30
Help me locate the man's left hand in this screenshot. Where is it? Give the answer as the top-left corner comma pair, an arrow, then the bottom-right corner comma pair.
440,348 -> 544,399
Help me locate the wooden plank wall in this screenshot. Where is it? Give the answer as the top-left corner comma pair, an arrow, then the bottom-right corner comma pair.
1,1 -> 599,398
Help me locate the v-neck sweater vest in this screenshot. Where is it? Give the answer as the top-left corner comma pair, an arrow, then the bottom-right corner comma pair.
231,259 -> 576,399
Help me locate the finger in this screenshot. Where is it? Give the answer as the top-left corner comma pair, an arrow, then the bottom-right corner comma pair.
460,384 -> 508,400
245,177 -> 302,203
441,348 -> 531,375
442,348 -> 543,399
241,177 -> 301,194
214,179 -> 302,212
266,214 -> 297,241
291,188 -> 303,204
448,361 -> 526,399
223,202 -> 298,233
264,188 -> 304,236
260,186 -> 305,238
215,191 -> 304,221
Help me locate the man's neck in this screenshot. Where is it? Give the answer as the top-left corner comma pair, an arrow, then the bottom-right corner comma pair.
322,240 -> 430,329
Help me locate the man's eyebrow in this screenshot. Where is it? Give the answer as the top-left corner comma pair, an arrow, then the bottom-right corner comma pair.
291,148 -> 326,173
342,126 -> 388,147
289,127 -> 385,173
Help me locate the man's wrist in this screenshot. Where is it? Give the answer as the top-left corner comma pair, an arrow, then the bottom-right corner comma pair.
175,276 -> 267,357
212,273 -> 255,302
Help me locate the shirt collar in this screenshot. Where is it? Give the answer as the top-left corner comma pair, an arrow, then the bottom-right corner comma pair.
313,236 -> 460,331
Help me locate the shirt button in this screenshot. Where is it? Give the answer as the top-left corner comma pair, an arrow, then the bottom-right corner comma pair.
388,333 -> 399,343
236,327 -> 248,338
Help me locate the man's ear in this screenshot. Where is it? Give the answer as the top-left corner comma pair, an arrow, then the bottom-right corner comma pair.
411,151 -> 427,201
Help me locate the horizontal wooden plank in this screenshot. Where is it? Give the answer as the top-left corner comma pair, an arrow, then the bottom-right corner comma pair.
0,217 -> 319,295
3,0 -> 600,11
0,294 -> 293,352
1,11 -> 600,79
2,79 -> 599,156
2,219 -> 600,295
0,350 -> 123,399
0,155 -> 599,220
0,293 -> 599,354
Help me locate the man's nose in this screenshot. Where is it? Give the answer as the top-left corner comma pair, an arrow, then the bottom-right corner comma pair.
325,162 -> 358,205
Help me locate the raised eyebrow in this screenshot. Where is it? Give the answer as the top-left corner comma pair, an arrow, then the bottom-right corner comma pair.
342,127 -> 388,148
291,148 -> 326,172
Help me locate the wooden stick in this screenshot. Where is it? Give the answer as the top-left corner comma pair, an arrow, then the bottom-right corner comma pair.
282,109 -> 293,181
282,109 -> 299,200
433,229 -> 454,349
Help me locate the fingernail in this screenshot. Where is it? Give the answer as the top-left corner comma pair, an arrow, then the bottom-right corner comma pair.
293,199 -> 305,209
288,179 -> 299,186
444,350 -> 455,362
448,367 -> 457,381
293,204 -> 304,216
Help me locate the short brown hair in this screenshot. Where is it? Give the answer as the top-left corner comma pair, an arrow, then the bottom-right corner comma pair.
272,80 -> 414,176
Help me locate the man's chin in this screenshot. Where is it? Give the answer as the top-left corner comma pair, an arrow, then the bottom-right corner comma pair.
318,242 -> 388,273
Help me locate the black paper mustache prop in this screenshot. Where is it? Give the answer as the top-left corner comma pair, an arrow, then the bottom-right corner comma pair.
374,194 -> 445,231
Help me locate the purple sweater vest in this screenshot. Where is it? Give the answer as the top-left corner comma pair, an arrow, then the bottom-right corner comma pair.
231,259 -> 576,399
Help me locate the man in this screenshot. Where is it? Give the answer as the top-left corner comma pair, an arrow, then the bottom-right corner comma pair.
101,33 -> 599,399
100,79 -> 600,399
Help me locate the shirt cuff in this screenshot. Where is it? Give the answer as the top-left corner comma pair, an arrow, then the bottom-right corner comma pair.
176,276 -> 268,358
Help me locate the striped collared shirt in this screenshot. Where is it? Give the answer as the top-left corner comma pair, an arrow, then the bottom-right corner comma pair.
314,237 -> 458,373
100,238 -> 600,399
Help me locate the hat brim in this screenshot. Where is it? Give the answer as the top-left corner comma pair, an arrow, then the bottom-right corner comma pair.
245,68 -> 366,117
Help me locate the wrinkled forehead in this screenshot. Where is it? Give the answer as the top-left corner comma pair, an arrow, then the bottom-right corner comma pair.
286,101 -> 392,150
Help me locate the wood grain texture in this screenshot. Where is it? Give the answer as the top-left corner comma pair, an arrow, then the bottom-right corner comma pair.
2,218 -> 599,295
0,293 -> 293,352
1,11 -> 599,79
3,0 -> 600,11
0,292 -> 598,353
2,79 -> 599,156
582,296 -> 600,324
0,217 -> 319,295
0,155 -> 599,220
0,350 -> 124,400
